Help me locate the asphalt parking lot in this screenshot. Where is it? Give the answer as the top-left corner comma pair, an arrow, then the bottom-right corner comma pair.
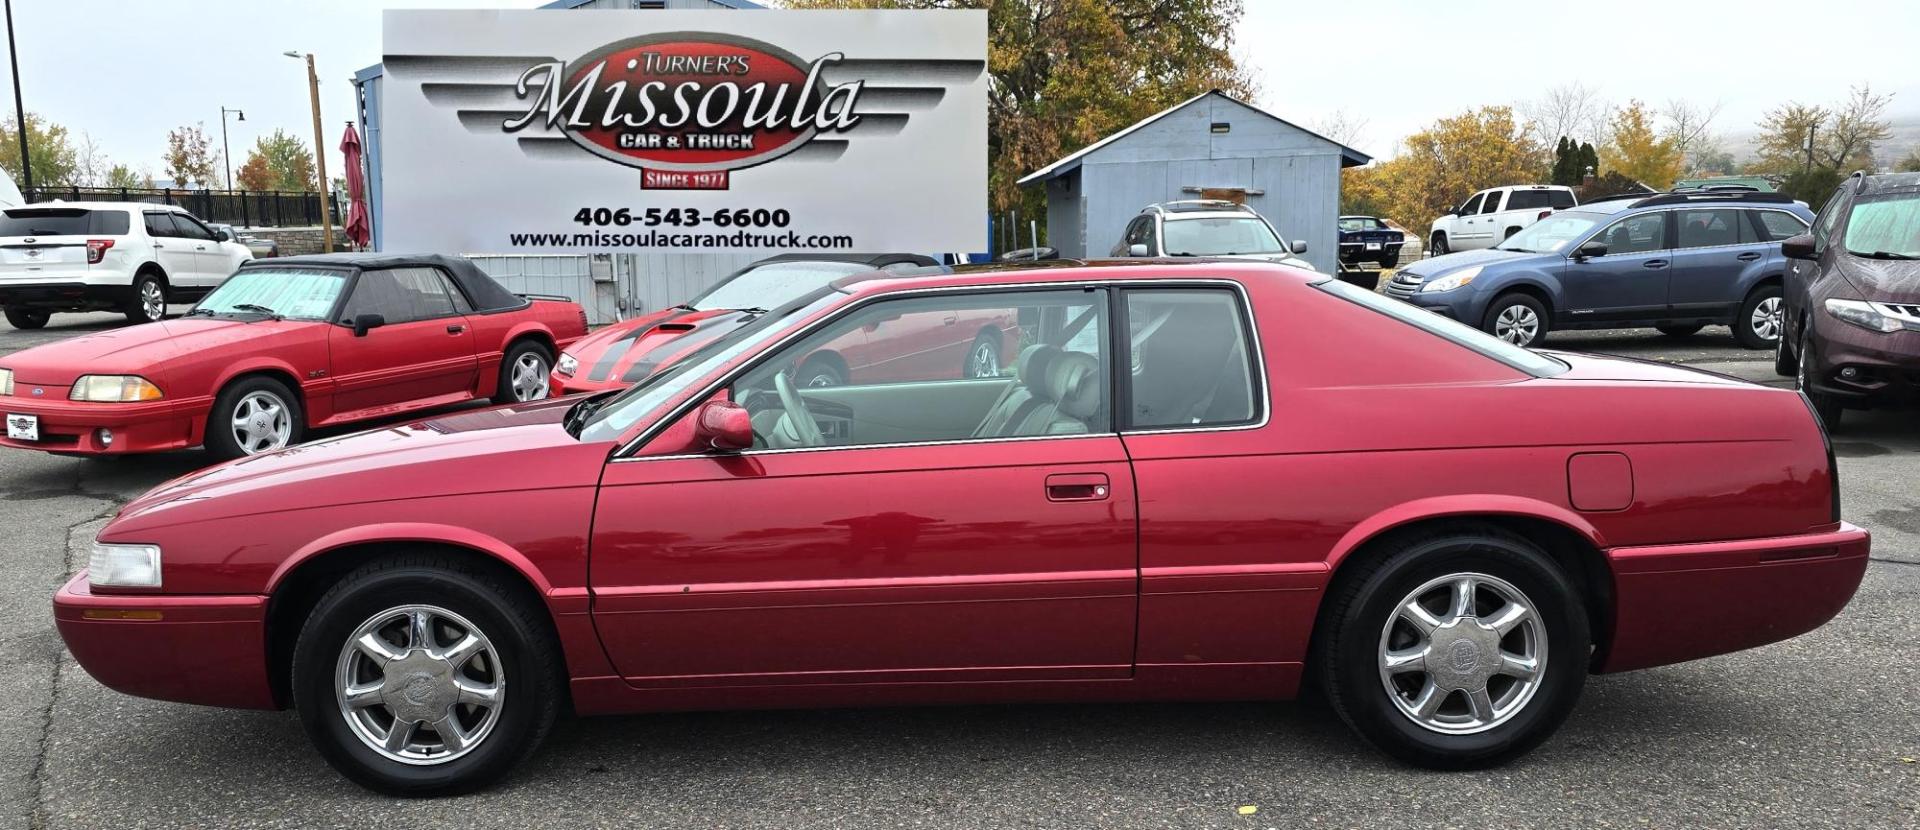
1,312 -> 1915,829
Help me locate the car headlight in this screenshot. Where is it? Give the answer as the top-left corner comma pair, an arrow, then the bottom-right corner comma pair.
69,375 -> 163,402
555,352 -> 579,378
1420,266 -> 1484,293
0,368 -> 11,396
89,542 -> 162,588
1824,299 -> 1901,333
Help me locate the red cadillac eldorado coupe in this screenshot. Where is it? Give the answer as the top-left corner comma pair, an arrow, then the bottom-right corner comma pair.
0,254 -> 586,459
54,259 -> 1867,795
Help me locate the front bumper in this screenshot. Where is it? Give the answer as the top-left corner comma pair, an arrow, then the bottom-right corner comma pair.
551,371 -> 623,397
0,395 -> 197,454
53,571 -> 278,709
1802,314 -> 1920,407
1598,523 -> 1870,673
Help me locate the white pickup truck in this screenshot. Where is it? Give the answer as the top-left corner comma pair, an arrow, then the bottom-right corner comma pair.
1427,185 -> 1577,255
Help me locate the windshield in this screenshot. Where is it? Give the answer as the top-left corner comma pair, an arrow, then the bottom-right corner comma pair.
691,261 -> 870,310
1314,278 -> 1566,377
190,268 -> 347,320
1162,216 -> 1286,255
1338,217 -> 1380,232
1844,193 -> 1920,258
1496,211 -> 1607,253
578,291 -> 842,443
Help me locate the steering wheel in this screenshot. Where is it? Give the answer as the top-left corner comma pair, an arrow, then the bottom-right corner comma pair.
773,370 -> 827,447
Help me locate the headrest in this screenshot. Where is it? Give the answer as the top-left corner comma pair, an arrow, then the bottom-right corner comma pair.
1015,344 -> 1058,386
1043,351 -> 1102,419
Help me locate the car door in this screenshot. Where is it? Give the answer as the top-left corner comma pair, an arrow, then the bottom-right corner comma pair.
589,287 -> 1139,687
1562,210 -> 1672,322
164,213 -> 224,295
1667,207 -> 1765,316
324,266 -> 479,417
141,212 -> 198,285
1466,189 -> 1506,246
1451,192 -> 1487,249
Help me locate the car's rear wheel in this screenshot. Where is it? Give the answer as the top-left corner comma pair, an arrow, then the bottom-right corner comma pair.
964,332 -> 1002,378
205,376 -> 304,460
1655,323 -> 1704,338
3,308 -> 49,329
124,273 -> 166,325
1734,285 -> 1784,350
1316,525 -> 1588,769
1483,293 -> 1547,347
494,340 -> 553,404
1429,233 -> 1450,256
292,554 -> 562,796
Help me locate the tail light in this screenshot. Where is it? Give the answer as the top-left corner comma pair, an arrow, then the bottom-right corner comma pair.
1537,211 -> 1552,221
86,239 -> 114,265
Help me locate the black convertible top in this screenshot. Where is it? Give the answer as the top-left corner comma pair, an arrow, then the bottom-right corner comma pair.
240,253 -> 529,313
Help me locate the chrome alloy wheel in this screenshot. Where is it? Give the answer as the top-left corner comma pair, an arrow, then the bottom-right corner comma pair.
1751,296 -> 1783,342
1378,572 -> 1546,735
335,605 -> 505,766
229,390 -> 293,455
1493,305 -> 1539,345
967,340 -> 999,378
140,280 -> 165,321
510,352 -> 549,402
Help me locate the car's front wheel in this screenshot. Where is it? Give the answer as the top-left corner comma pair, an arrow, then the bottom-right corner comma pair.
292,554 -> 562,796
494,340 -> 553,404
1798,330 -> 1844,429
1483,293 -> 1548,347
205,376 -> 304,460
1316,525 -> 1589,769
1428,233 -> 1450,257
3,308 -> 49,329
964,332 -> 1002,378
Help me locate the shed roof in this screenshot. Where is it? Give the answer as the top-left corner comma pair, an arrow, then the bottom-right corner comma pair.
1018,90 -> 1371,186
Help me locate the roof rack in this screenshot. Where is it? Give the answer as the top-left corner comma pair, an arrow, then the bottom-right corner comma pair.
1629,191 -> 1796,208
1145,200 -> 1254,214
1581,190 -> 1658,204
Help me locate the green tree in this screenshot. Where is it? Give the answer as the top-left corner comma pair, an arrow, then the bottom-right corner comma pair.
163,123 -> 219,188
1578,142 -> 1600,181
1600,100 -> 1683,190
1897,148 -> 1920,173
782,0 -> 1254,222
1551,137 -> 1578,186
237,129 -> 316,192
0,112 -> 81,190
103,164 -> 143,189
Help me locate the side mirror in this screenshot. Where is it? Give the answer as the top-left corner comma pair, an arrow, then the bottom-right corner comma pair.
1780,232 -> 1816,260
693,399 -> 752,452
350,313 -> 386,337
215,229 -> 233,242
1127,243 -> 1149,257
1289,239 -> 1308,255
1574,240 -> 1608,261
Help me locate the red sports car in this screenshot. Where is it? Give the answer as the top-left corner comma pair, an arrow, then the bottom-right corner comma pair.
55,260 -> 1866,795
552,253 -> 1018,394
0,254 -> 585,459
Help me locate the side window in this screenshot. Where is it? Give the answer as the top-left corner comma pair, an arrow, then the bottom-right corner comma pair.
731,289 -> 1108,449
1676,208 -> 1741,249
340,268 -> 459,324
1811,188 -> 1846,250
1507,190 -> 1554,211
143,212 -> 179,237
171,214 -> 215,241
1128,217 -> 1157,253
1595,212 -> 1668,255
1754,210 -> 1809,242
1480,191 -> 1505,214
1458,193 -> 1484,216
1549,190 -> 1577,209
1124,288 -> 1258,429
432,268 -> 474,313
93,211 -> 131,235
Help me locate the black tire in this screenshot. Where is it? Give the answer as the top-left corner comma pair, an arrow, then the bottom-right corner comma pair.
1503,227 -> 1521,240
3,308 -> 49,329
1376,250 -> 1400,270
291,553 -> 563,796
1429,233 -> 1450,257
1733,284 -> 1784,350
797,354 -> 846,388
1773,326 -> 1797,377
1798,330 -> 1844,429
1655,323 -> 1704,338
1482,293 -> 1549,348
963,332 -> 1003,378
1316,525 -> 1589,770
124,272 -> 167,325
493,339 -> 554,404
205,375 -> 305,460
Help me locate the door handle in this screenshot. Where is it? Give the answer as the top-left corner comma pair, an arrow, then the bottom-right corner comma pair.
446,324 -> 465,334
1642,259 -> 1669,269
195,245 -> 206,251
1045,473 -> 1110,502
1737,252 -> 1762,261
943,313 -> 958,326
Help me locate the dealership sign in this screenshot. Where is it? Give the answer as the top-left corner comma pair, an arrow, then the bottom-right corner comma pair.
382,10 -> 987,254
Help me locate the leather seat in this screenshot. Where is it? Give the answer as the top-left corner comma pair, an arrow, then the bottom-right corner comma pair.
972,344 -> 1058,438
974,346 -> 1104,438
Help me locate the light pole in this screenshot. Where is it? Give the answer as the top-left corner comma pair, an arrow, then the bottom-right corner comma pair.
6,0 -> 30,199
284,50 -> 333,252
219,106 -> 244,190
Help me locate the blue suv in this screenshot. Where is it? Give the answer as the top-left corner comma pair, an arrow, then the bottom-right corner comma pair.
1384,191 -> 1814,348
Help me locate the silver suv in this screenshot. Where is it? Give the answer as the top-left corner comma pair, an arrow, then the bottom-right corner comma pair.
1111,200 -> 1315,271
0,202 -> 253,328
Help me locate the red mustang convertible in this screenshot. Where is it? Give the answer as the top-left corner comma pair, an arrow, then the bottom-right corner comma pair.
54,260 -> 1867,795
0,254 -> 585,459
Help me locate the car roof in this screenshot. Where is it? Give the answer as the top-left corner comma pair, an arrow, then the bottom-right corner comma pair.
828,257 -> 1312,298
2,201 -> 186,212
753,252 -> 939,268
1859,171 -> 1920,195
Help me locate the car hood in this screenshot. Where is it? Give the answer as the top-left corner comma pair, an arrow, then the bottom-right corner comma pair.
1537,350 -> 1753,386
0,317 -> 308,385
1396,248 -> 1536,279
1834,254 -> 1920,301
567,306 -> 750,386
109,396 -> 615,534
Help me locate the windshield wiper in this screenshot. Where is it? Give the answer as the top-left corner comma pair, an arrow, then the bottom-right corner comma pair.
231,303 -> 281,320
1854,250 -> 1920,261
183,307 -> 216,317
671,303 -> 699,312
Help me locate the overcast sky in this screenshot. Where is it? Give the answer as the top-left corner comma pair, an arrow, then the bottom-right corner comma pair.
4,0 -> 1916,189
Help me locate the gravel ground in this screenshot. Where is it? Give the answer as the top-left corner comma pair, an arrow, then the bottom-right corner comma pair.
1,312 -> 1914,829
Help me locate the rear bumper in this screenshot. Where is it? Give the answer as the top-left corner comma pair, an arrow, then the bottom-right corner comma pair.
1598,523 -> 1870,673
0,281 -> 129,309
53,571 -> 278,709
0,396 -> 198,454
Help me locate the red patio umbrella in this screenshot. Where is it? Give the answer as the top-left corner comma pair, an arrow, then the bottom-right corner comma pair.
340,122 -> 371,250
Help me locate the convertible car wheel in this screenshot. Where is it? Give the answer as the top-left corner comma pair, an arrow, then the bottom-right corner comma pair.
1316,525 -> 1588,769
205,376 -> 304,460
495,340 -> 553,404
292,554 -> 562,796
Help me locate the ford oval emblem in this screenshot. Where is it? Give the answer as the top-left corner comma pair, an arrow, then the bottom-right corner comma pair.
30,387 -> 44,397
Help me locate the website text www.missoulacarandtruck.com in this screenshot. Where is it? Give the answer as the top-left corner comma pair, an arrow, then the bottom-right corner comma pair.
508,229 -> 856,250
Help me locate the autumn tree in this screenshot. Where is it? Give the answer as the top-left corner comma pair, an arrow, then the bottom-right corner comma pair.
1750,86 -> 1893,177
780,0 -> 1253,221
236,130 -> 316,191
0,112 -> 80,190
1600,100 -> 1683,190
1898,148 -> 1920,173
1659,99 -> 1723,174
235,152 -> 274,191
1820,84 -> 1894,172
164,123 -> 220,188
1342,106 -> 1549,237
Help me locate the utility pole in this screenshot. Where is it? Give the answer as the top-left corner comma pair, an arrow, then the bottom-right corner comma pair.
1803,118 -> 1820,177
219,107 -> 244,191
286,51 -> 333,252
5,0 -> 30,199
